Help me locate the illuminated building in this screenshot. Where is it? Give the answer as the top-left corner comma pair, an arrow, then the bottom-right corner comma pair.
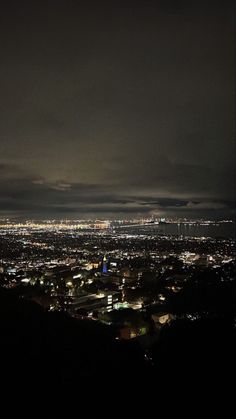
94,221 -> 110,229
102,255 -> 108,274
151,312 -> 173,327
70,291 -> 121,314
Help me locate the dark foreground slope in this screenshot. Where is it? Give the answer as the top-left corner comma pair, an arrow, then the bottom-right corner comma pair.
0,286 -> 235,389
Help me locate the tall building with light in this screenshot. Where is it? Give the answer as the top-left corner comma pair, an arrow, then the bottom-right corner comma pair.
102,255 -> 108,274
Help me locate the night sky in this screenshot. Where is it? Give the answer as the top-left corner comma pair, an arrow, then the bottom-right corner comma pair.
0,1 -> 235,219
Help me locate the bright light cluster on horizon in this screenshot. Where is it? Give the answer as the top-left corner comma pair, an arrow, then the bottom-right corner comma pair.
0,217 -> 233,231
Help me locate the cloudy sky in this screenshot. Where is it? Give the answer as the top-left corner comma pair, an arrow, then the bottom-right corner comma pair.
0,0 -> 235,219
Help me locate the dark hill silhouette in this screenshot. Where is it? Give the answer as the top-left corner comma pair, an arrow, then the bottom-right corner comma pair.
0,285 -> 235,389
0,288 -> 148,385
150,318 -> 236,383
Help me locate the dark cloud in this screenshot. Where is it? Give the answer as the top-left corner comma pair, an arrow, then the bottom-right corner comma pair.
0,162 -> 235,219
0,1 -> 235,218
